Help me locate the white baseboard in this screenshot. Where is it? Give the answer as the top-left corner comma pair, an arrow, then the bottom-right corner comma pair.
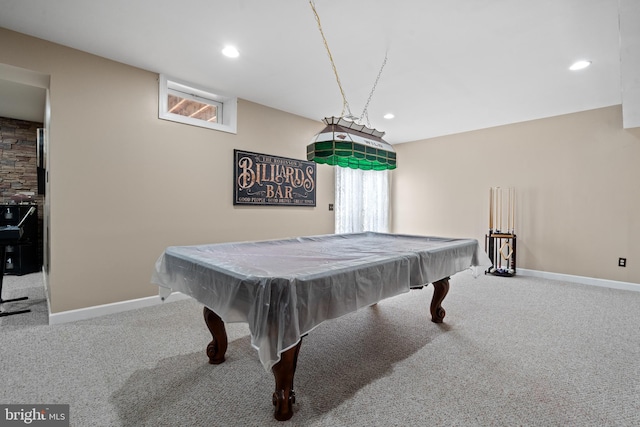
48,270 -> 639,325
517,268 -> 640,292
48,292 -> 191,325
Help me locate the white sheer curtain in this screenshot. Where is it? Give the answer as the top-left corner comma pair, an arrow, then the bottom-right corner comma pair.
335,167 -> 390,233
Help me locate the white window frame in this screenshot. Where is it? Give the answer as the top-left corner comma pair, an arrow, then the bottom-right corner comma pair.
159,74 -> 237,134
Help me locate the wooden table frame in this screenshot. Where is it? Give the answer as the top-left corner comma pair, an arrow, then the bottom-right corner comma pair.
202,277 -> 450,421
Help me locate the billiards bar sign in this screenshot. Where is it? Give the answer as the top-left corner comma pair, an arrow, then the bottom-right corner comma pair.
234,149 -> 316,206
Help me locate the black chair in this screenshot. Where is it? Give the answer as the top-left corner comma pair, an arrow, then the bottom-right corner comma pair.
0,207 -> 35,318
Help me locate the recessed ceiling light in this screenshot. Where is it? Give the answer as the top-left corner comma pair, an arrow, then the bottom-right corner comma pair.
569,60 -> 591,71
383,113 -> 395,119
222,46 -> 239,58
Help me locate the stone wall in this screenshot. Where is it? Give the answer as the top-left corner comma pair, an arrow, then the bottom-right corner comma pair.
0,117 -> 41,198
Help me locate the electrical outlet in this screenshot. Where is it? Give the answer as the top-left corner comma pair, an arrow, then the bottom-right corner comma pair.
618,257 -> 627,267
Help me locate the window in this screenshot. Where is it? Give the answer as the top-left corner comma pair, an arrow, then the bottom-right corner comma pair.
159,74 -> 237,134
335,167 -> 390,233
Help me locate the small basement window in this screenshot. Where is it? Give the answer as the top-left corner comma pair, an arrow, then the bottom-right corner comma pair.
159,74 -> 237,134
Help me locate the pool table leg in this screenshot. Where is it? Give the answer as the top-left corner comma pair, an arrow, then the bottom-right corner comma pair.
272,339 -> 302,421
430,277 -> 450,323
203,306 -> 228,364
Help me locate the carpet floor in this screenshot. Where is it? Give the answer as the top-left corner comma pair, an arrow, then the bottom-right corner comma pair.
1,272 -> 638,426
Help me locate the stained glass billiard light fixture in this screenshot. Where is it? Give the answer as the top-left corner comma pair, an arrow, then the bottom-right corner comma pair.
307,117 -> 396,170
305,1 -> 397,171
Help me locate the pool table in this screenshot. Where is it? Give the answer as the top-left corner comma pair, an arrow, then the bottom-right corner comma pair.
152,232 -> 492,421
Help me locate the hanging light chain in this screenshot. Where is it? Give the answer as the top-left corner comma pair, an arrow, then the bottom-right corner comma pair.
309,0 -> 352,118
361,52 -> 388,127
309,0 -> 388,126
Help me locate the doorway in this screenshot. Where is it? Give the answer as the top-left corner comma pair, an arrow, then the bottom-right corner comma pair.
0,64 -> 50,325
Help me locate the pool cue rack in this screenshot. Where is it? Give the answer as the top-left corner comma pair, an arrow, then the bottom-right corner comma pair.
485,187 -> 517,276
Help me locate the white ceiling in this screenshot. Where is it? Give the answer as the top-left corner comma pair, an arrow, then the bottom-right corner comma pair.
0,0 -> 627,143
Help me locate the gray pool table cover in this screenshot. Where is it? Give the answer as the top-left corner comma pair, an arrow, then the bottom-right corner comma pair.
152,232 -> 492,371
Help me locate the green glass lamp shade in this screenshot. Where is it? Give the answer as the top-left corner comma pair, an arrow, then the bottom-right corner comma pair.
307,117 -> 396,170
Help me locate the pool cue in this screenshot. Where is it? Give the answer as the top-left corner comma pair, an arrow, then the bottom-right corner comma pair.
489,188 -> 493,231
